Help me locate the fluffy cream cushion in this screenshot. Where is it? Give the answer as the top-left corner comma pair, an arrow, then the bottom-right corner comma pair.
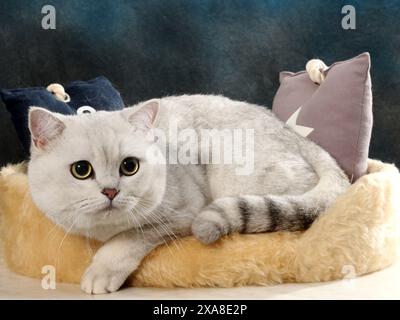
0,159 -> 399,288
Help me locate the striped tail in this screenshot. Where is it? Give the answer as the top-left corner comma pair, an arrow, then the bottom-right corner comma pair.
192,139 -> 350,244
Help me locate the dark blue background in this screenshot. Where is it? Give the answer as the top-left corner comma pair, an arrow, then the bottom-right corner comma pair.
0,0 -> 399,166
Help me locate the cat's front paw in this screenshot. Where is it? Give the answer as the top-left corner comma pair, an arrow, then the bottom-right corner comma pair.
192,210 -> 229,245
81,262 -> 126,294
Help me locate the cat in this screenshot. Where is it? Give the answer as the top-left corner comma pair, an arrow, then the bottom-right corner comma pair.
27,94 -> 350,294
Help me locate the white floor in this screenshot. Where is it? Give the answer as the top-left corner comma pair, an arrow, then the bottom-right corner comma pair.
1,254 -> 399,300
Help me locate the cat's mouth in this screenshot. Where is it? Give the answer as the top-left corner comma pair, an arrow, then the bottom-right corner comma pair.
102,199 -> 133,214
91,201 -> 121,216
106,202 -> 114,209
103,202 -> 120,212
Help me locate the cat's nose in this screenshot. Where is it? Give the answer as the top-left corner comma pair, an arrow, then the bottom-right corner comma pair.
101,188 -> 119,201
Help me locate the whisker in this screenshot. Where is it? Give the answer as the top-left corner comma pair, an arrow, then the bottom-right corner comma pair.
130,206 -> 176,257
54,214 -> 81,270
84,217 -> 94,257
134,202 -> 184,253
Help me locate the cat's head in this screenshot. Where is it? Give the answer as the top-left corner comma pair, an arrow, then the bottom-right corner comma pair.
27,100 -> 166,241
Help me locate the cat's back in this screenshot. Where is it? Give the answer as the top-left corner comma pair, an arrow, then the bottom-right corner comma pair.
156,95 -> 319,197
158,94 -> 282,131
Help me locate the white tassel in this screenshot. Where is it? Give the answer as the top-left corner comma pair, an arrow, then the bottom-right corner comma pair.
46,83 -> 71,102
305,59 -> 328,85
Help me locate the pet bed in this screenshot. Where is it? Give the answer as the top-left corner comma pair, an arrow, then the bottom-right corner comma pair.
0,159 -> 399,288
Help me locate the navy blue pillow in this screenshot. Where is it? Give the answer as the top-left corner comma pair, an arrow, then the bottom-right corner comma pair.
1,76 -> 124,155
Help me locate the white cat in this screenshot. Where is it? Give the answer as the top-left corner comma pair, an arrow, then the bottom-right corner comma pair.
28,95 -> 349,294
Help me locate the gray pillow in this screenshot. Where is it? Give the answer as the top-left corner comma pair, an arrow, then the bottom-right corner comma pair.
272,53 -> 373,182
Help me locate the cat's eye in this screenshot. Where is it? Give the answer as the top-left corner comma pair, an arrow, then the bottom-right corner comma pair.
120,157 -> 139,176
70,161 -> 93,180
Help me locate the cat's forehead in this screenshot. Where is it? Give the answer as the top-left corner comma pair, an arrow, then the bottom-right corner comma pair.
71,110 -> 123,125
66,112 -> 127,135
59,112 -> 145,161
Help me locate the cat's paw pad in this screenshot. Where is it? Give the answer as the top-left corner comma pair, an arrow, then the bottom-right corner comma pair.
192,211 -> 228,245
81,262 -> 126,294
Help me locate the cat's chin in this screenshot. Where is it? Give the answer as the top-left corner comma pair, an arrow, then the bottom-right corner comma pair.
52,206 -> 136,241
52,199 -> 160,241
68,216 -> 136,242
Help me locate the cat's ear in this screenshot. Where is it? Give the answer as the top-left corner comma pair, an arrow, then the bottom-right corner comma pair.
123,99 -> 160,132
28,107 -> 66,150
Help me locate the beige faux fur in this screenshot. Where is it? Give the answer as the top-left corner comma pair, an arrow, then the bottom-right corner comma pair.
0,159 -> 399,287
